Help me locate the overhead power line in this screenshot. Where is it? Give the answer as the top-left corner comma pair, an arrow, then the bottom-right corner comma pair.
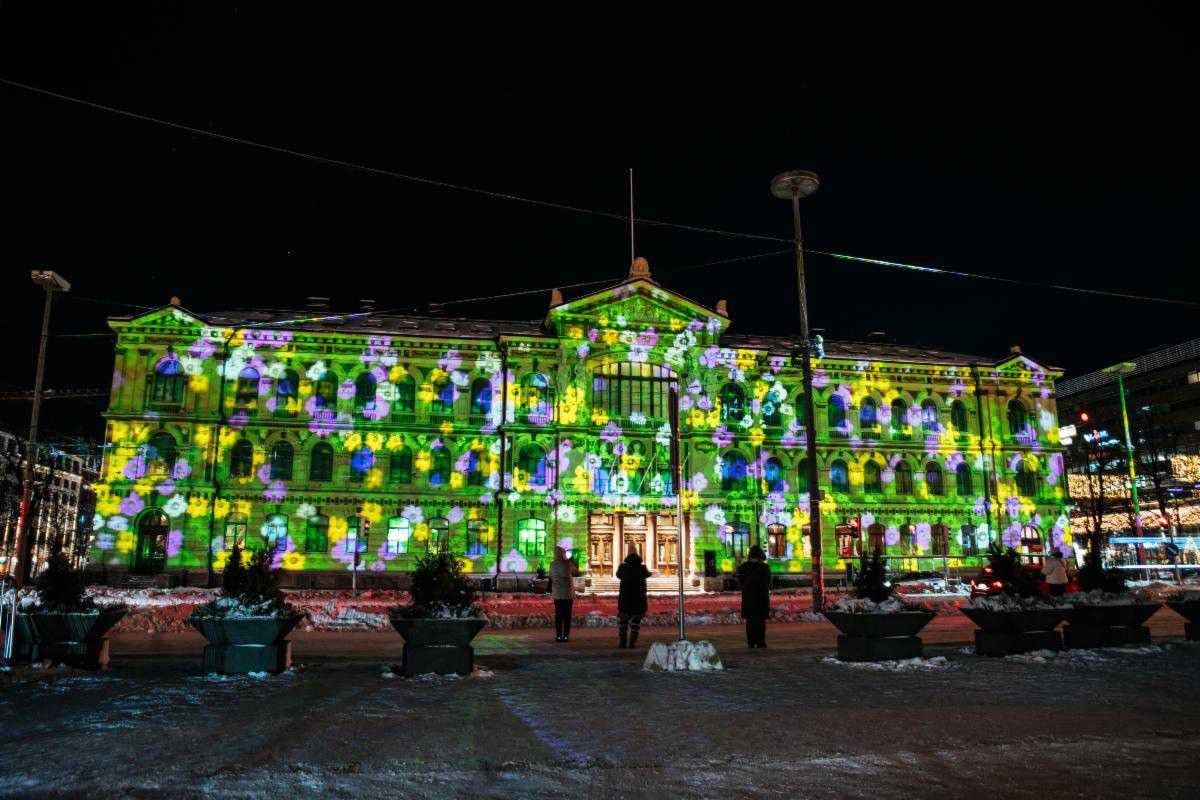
3,77 -> 1194,309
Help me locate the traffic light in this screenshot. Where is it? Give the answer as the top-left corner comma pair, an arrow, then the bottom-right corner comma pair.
1079,411 -> 1089,423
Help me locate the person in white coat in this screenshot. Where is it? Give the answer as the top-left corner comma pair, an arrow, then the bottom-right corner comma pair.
1044,549 -> 1070,597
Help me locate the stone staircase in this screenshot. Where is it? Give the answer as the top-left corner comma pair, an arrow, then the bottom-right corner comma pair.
585,573 -> 698,595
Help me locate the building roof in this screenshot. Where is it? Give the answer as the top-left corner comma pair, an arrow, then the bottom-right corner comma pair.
1056,337 -> 1200,398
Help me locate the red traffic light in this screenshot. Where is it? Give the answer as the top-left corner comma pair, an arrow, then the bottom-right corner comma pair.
1079,411 -> 1090,423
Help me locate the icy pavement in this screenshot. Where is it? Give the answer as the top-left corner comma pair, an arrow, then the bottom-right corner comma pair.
0,627 -> 1198,798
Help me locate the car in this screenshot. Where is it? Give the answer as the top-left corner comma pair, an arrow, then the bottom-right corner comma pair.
969,560 -> 1049,598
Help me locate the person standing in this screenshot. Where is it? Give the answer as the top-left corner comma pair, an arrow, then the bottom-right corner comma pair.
549,546 -> 580,642
737,545 -> 772,648
1045,548 -> 1070,597
616,545 -> 650,648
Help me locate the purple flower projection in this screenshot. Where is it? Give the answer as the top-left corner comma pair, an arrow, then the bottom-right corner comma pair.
697,395 -> 712,411
1002,523 -> 1022,548
438,349 -> 463,374
189,337 -> 216,361
1005,496 -> 1021,519
172,458 -> 192,480
915,522 -> 931,551
123,456 -> 147,481
811,368 -> 829,389
155,479 -> 175,497
263,481 -> 286,502
600,422 -> 622,444
884,525 -> 900,546
119,492 -> 144,517
309,408 -> 338,437
243,329 -> 292,349
973,496 -> 988,516
712,425 -> 733,448
166,529 -> 184,558
1046,453 -> 1063,485
338,380 -> 356,401
228,411 -> 249,430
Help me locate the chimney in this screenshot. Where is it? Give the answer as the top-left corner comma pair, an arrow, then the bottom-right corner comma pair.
169,296 -> 181,307
1010,344 -> 1022,354
629,256 -> 651,279
716,299 -> 728,316
550,288 -> 563,307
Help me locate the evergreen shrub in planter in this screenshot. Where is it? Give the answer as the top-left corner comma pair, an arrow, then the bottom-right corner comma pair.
389,552 -> 486,676
960,545 -> 1068,656
16,544 -> 127,669
1062,547 -> 1160,648
188,545 -> 303,674
823,550 -> 934,662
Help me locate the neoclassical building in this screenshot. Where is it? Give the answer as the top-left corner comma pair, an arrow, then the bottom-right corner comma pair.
87,258 -> 1071,588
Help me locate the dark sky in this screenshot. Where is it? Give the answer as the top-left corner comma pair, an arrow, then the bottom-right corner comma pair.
1,3 -> 1197,443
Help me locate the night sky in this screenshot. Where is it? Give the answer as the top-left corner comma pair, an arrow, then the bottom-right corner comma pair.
1,3 -> 1196,445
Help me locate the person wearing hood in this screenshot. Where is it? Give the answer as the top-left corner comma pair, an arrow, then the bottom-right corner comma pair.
549,546 -> 580,642
736,544 -> 772,648
616,545 -> 650,648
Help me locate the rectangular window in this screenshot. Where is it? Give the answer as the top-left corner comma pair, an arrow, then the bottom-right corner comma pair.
223,517 -> 247,550
305,516 -> 329,553
386,517 -> 410,555
517,518 -> 547,559
1188,371 -> 1200,385
767,524 -> 787,559
724,522 -> 750,559
466,520 -> 490,556
836,524 -> 855,558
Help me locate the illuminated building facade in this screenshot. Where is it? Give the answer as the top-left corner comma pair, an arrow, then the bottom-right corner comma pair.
86,260 -> 1071,588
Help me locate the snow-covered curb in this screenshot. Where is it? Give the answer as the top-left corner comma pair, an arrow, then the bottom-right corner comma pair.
821,656 -> 954,671
964,595 -> 1066,612
1005,645 -> 1164,664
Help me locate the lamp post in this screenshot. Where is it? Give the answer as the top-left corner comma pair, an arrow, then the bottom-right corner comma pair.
12,270 -> 71,587
1103,361 -> 1141,538
770,170 -> 825,612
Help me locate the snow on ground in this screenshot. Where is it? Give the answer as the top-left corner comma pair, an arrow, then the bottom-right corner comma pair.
2,626 -> 1197,798
1005,644 -> 1168,664
821,655 -> 955,671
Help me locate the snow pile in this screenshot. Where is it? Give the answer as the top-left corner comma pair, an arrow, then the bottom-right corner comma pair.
306,603 -> 388,630
87,586 -> 215,608
965,594 -> 1063,611
1006,645 -> 1164,664
827,597 -> 908,614
643,640 -> 723,672
1065,589 -> 1161,606
894,579 -> 972,598
190,596 -> 294,619
822,656 -> 953,671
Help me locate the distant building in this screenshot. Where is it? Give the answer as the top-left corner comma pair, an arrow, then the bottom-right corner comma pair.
0,429 -> 102,577
86,260 -> 1068,588
1057,338 -> 1200,571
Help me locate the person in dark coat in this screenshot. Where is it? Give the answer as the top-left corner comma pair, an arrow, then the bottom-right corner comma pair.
616,546 -> 650,648
736,545 -> 772,648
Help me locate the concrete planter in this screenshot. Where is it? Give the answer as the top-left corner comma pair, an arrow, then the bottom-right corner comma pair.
1063,602 -> 1161,649
960,605 -> 1069,656
389,612 -> 487,676
188,613 -> 302,674
823,610 -> 934,662
16,607 -> 128,669
1167,600 -> 1200,641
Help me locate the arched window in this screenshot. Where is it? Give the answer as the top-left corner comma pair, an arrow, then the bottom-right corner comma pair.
309,442 -> 334,482
721,450 -> 749,493
386,517 -> 411,555
466,448 -> 485,487
236,366 -> 260,407
1016,461 -> 1038,497
466,519 -> 491,556
827,395 -> 847,434
431,377 -> 455,417
393,373 -> 416,414
890,399 -> 909,437
523,373 -> 553,425
470,378 -> 493,419
797,459 -> 810,494
269,441 -> 293,480
593,362 -> 676,420
354,372 -> 377,412
1007,400 -> 1029,438
305,515 -> 329,553
229,439 -> 254,478
149,355 -> 185,406
428,517 -> 449,552
719,383 -> 746,423
146,431 -> 177,475
429,446 -> 452,486
960,523 -> 979,556
264,514 -> 288,549
830,459 -> 849,493
794,393 -> 808,428
518,445 -> 548,489
1020,524 -> 1042,553
390,447 -> 413,484
763,457 -> 785,494
860,398 -> 879,432
223,514 -> 247,550
956,462 -> 973,495
950,399 -> 968,432
920,399 -> 939,433
275,369 -> 299,417
767,523 -> 787,559
895,462 -> 914,495
349,446 -> 373,483
135,509 -> 169,572
925,462 -> 944,495
517,517 -> 547,559
863,461 -> 882,494
314,371 -> 338,410
867,523 -> 885,554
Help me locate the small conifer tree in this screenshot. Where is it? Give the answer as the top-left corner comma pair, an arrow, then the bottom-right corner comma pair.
853,549 -> 892,603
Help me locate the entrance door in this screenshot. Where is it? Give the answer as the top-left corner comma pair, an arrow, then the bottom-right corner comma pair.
588,512 -> 615,574
655,514 -> 679,575
135,510 -> 169,574
621,513 -> 650,569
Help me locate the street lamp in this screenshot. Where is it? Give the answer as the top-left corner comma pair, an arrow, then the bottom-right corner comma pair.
1103,361 -> 1141,539
770,170 -> 825,612
12,270 -> 71,587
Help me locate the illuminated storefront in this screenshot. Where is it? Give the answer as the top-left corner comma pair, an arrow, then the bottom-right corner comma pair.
86,259 -> 1070,587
